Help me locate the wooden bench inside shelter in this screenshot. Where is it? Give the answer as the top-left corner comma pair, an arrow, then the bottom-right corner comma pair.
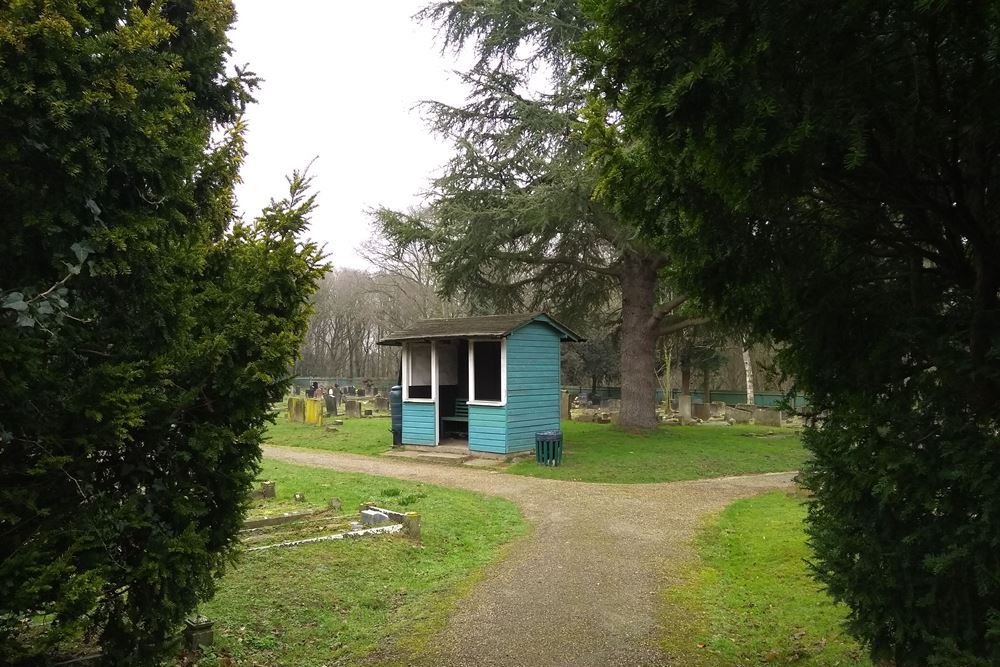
441,398 -> 469,435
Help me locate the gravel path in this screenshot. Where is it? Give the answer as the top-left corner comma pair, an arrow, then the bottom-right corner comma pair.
262,445 -> 796,667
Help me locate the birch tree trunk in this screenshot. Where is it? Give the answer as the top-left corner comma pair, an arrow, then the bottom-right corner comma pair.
742,339 -> 755,405
662,341 -> 672,408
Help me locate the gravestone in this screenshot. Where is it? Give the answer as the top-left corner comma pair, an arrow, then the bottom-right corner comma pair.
363,409 -> 373,417
345,400 -> 361,418
560,390 -> 570,420
260,480 -> 275,499
324,394 -> 338,416
287,397 -> 306,423
678,395 -> 693,424
729,405 -> 753,424
304,398 -> 324,425
692,402 -> 710,420
374,396 -> 389,411
361,509 -> 390,526
753,406 -> 783,427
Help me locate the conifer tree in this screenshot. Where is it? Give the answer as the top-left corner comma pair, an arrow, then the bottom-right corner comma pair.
0,3 -> 324,662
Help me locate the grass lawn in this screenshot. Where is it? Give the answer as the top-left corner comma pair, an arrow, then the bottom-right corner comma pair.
194,459 -> 527,667
264,417 -> 393,456
505,421 -> 807,483
662,492 -> 871,666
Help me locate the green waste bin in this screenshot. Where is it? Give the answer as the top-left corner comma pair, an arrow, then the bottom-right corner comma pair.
535,430 -> 563,466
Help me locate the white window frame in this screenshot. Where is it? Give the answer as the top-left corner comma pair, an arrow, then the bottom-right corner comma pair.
402,341 -> 436,404
468,337 -> 507,406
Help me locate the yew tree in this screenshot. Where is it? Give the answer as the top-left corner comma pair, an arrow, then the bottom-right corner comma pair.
0,2 -> 324,663
586,1 -> 1000,663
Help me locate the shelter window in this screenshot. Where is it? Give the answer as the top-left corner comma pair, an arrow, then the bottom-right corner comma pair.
469,339 -> 505,404
405,342 -> 432,400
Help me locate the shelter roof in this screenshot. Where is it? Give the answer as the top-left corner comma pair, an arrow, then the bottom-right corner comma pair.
378,312 -> 585,346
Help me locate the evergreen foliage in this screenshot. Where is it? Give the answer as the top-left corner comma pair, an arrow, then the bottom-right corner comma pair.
585,1 -> 1000,664
374,0 -> 707,429
0,2 -> 325,663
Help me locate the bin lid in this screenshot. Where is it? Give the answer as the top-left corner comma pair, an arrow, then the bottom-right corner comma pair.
535,430 -> 562,438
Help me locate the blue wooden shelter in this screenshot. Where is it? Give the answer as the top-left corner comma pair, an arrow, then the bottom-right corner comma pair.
378,313 -> 584,454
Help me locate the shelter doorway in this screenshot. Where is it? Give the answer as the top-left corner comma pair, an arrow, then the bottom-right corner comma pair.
436,339 -> 469,441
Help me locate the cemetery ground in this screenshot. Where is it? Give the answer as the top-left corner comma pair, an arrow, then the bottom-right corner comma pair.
267,415 -> 809,484
259,446 -> 868,667
191,459 -> 526,666
232,413 -> 866,666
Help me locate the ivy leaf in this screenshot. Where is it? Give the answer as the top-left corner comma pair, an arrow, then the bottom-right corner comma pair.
71,241 -> 94,264
16,313 -> 36,328
3,292 -> 28,311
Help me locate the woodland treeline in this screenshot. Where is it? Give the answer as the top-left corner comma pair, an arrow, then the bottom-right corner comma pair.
295,243 -> 787,400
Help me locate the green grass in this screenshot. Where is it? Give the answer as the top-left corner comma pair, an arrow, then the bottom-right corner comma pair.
196,459 -> 528,666
505,421 -> 807,483
264,417 -> 393,456
265,418 -> 807,484
662,492 -> 871,666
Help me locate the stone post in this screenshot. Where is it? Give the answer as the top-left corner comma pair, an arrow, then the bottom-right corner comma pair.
184,616 -> 214,650
560,390 -> 570,420
403,512 -> 421,540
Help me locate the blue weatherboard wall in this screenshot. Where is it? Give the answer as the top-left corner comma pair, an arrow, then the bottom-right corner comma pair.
402,401 -> 435,445
504,321 -> 561,452
468,404 -> 507,453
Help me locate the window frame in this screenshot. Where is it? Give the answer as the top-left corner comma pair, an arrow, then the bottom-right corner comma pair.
467,337 -> 507,406
402,341 -> 436,404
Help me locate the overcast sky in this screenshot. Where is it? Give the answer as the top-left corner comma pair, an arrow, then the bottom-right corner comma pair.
228,1 -> 468,269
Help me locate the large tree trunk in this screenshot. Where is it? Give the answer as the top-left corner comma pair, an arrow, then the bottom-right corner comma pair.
618,258 -> 659,430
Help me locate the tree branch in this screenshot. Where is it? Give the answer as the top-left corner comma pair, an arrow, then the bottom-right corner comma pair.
509,253 -> 621,277
659,316 -> 710,336
650,295 -> 689,323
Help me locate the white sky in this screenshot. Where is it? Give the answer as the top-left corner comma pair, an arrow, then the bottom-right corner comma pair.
228,1 -> 469,269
